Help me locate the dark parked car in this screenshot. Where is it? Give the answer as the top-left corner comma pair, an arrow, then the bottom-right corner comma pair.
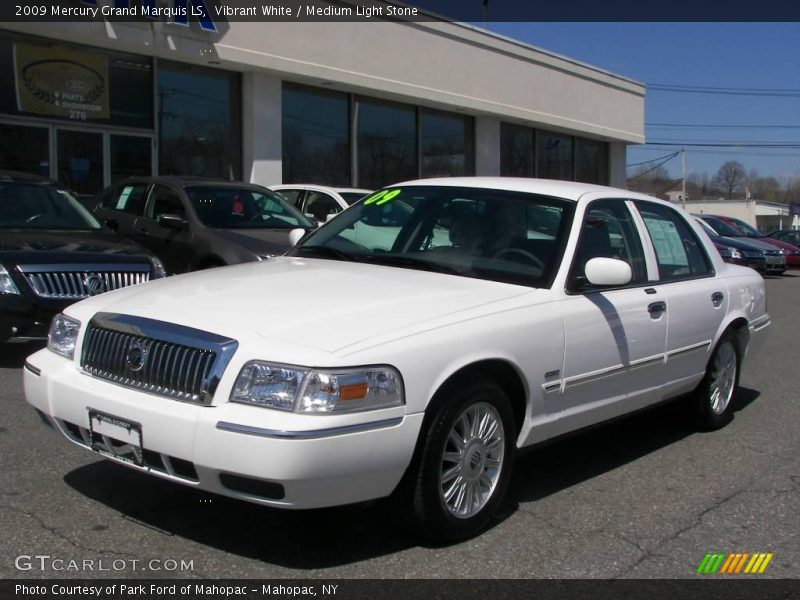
697,215 -> 787,274
0,171 -> 164,343
93,177 -> 316,274
711,215 -> 800,269
769,229 -> 800,246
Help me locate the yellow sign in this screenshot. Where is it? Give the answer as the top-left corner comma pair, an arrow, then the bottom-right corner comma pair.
14,43 -> 109,120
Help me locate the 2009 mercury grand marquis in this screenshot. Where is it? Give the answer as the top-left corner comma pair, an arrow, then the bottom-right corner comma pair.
24,178 -> 769,541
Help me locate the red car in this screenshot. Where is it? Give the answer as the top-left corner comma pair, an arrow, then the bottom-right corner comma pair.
710,215 -> 800,268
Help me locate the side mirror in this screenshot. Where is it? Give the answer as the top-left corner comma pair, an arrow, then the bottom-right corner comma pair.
157,213 -> 187,230
288,228 -> 306,246
104,218 -> 119,231
584,257 -> 632,287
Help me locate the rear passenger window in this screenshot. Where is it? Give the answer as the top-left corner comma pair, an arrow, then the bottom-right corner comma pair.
635,201 -> 713,281
102,184 -> 148,216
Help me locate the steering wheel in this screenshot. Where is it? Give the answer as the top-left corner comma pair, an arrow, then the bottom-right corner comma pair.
493,247 -> 545,270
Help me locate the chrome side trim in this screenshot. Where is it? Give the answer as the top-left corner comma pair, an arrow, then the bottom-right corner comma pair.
216,417 -> 404,440
666,340 -> 712,358
23,361 -> 42,376
562,353 -> 665,389
750,316 -> 771,333
541,381 -> 562,393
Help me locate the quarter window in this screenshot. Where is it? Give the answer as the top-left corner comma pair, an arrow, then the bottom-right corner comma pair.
635,202 -> 713,281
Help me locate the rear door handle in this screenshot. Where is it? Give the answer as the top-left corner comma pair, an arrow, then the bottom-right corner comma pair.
648,301 -> 667,314
135,228 -> 151,238
711,291 -> 724,306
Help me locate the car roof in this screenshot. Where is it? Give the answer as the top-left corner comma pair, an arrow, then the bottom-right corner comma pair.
271,184 -> 372,194
394,177 -> 651,202
110,176 -> 273,190
0,170 -> 60,185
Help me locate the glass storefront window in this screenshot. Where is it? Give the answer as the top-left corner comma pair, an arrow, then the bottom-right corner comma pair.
500,123 -> 535,177
158,61 -> 241,180
56,129 -> 103,196
420,110 -> 474,178
0,123 -> 49,176
282,84 -> 350,186
575,137 -> 609,185
110,135 -> 152,182
357,99 -> 416,190
537,131 -> 573,180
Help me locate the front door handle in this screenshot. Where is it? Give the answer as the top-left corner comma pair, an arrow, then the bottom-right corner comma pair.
135,228 -> 151,237
648,301 -> 667,314
711,291 -> 724,307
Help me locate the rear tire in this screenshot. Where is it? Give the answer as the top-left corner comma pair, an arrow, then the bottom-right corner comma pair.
692,330 -> 740,431
398,380 -> 516,542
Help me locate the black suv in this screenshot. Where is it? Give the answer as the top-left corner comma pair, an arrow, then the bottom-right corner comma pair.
93,177 -> 315,274
0,172 -> 164,343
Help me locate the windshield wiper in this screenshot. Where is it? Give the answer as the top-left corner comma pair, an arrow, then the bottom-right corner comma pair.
359,254 -> 466,275
294,245 -> 361,261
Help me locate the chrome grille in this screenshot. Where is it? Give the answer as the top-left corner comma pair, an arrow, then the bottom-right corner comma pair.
18,264 -> 150,299
80,313 -> 238,405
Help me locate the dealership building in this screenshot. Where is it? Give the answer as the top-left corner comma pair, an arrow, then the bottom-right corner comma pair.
0,5 -> 645,196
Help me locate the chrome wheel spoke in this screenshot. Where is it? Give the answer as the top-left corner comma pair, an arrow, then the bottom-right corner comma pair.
439,401 -> 506,519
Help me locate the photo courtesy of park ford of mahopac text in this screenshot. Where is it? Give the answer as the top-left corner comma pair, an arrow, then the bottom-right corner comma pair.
7,580 -> 800,599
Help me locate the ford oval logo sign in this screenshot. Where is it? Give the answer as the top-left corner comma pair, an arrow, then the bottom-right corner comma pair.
83,274 -> 106,296
125,342 -> 148,373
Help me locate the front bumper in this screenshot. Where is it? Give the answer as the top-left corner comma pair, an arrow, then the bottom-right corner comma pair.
24,348 -> 423,509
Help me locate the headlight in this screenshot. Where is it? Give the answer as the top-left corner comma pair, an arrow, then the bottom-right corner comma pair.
47,314 -> 81,360
150,257 -> 167,279
231,361 -> 404,413
0,263 -> 20,294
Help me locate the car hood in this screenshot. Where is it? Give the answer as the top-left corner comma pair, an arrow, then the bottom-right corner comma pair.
712,236 -> 771,252
207,227 -> 306,256
719,236 -> 782,253
0,229 -> 154,264
67,257 -> 535,354
751,236 -> 800,253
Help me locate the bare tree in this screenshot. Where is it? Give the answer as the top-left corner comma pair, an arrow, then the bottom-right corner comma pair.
712,161 -> 747,199
627,164 -> 675,197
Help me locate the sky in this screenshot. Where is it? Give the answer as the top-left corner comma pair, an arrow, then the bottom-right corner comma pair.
483,22 -> 800,183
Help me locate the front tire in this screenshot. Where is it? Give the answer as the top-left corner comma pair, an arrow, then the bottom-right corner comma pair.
693,331 -> 740,431
399,380 -> 516,542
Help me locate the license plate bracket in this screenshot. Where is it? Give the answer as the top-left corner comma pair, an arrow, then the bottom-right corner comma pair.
88,410 -> 144,466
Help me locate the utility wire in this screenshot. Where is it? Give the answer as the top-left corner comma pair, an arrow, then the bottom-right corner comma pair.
627,151 -> 679,168
626,152 -> 679,181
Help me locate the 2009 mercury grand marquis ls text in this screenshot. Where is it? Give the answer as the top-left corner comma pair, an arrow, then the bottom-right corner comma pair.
24,178 -> 769,541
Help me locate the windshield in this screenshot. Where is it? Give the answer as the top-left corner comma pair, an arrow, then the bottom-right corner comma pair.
0,182 -> 102,230
185,186 -> 313,230
289,185 -> 574,288
340,192 -> 370,205
727,217 -> 763,237
701,216 -> 743,237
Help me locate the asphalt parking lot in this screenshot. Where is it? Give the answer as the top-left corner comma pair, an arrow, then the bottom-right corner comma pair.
1,275 -> 798,580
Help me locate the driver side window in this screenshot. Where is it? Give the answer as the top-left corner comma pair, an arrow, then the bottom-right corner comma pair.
568,199 -> 646,291
147,186 -> 185,221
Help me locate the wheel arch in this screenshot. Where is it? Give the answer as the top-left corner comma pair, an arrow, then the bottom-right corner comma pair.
423,358 -> 528,438
715,314 -> 750,358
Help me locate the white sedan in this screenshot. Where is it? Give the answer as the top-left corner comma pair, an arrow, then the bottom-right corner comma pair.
24,178 -> 769,542
269,184 -> 371,223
